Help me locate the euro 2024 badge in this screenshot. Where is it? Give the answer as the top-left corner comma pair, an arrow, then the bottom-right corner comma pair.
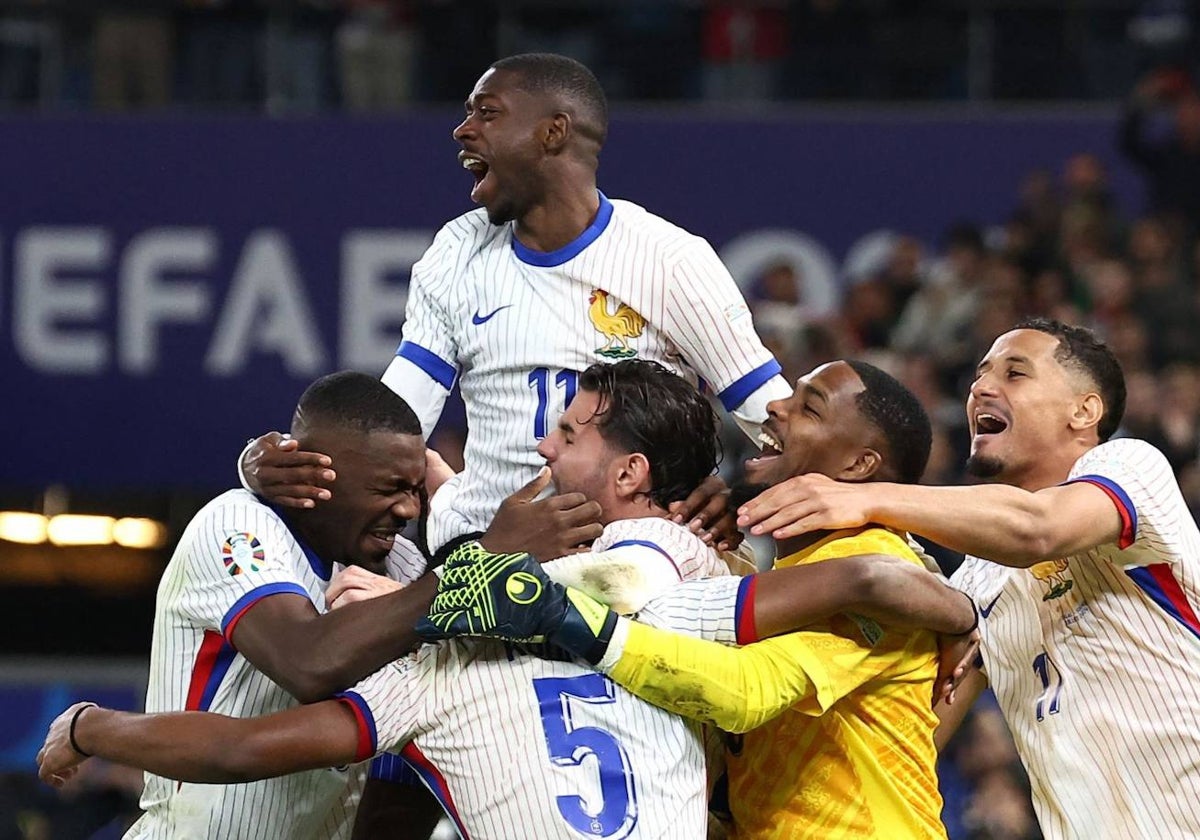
223,532 -> 265,576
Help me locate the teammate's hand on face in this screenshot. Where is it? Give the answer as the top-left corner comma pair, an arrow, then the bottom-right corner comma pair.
481,468 -> 604,561
424,448 -> 458,498
36,702 -> 95,787
327,566 -> 404,609
669,475 -> 744,552
736,474 -> 871,539
242,431 -> 336,509
933,630 -> 981,708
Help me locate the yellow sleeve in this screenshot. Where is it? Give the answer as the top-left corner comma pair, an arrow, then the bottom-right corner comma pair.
606,618 -> 893,733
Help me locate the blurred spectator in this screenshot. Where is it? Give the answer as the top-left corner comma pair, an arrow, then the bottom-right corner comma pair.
784,0 -> 870,99
179,0 -> 263,108
1119,67 -> 1200,237
1126,215 -> 1200,365
700,1 -> 787,102
939,700 -> 1041,840
93,1 -> 172,110
0,9 -> 55,107
1060,153 -> 1123,253
891,223 -> 987,388
264,0 -> 340,113
337,0 -> 415,110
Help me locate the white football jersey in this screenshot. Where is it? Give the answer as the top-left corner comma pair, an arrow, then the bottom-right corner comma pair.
951,438 -> 1200,839
382,194 -> 789,550
129,489 -> 426,840
339,519 -> 725,839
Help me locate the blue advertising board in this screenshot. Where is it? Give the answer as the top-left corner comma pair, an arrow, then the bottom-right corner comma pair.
1,107 -> 1141,489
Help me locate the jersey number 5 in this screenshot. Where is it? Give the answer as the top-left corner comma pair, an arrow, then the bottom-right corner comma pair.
529,368 -> 579,440
533,674 -> 638,839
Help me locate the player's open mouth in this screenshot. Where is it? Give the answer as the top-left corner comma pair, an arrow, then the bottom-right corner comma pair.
974,412 -> 1009,436
750,428 -> 783,461
460,153 -> 490,202
367,529 -> 398,549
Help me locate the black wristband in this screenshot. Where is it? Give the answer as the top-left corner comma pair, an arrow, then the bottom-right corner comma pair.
959,593 -> 980,636
431,532 -> 485,569
69,703 -> 98,758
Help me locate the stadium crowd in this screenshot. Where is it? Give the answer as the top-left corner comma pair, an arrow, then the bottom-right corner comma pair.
0,0 -> 1197,110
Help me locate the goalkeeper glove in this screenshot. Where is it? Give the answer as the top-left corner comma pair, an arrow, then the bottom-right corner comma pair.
416,541 -> 618,665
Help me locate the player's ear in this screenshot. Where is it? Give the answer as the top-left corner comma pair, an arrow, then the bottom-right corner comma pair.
543,112 -> 571,154
614,453 -> 652,501
1070,392 -> 1104,435
839,448 -> 882,482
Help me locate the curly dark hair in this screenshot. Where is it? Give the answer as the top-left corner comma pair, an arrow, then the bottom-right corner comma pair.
845,360 -> 932,484
577,360 -> 720,508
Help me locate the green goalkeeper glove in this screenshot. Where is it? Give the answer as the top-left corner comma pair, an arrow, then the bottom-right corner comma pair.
415,541 -> 618,665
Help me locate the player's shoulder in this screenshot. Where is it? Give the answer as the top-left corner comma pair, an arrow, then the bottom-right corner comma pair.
595,515 -> 695,551
179,490 -> 292,552
188,489 -> 280,529
1069,436 -> 1171,483
433,208 -> 503,246
806,525 -> 919,566
607,197 -> 706,249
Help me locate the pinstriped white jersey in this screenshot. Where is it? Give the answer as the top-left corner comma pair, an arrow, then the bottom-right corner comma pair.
950,438 -> 1200,840
381,193 -> 789,550
129,489 -> 426,840
340,519 -> 725,839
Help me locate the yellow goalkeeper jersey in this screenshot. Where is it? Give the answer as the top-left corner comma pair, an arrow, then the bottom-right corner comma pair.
725,527 -> 945,840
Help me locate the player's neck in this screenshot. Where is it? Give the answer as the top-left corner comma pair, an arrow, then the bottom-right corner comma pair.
607,496 -> 668,526
514,184 -> 600,253
775,530 -> 832,560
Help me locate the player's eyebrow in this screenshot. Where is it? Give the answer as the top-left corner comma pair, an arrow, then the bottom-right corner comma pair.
795,381 -> 828,405
976,354 -> 1031,376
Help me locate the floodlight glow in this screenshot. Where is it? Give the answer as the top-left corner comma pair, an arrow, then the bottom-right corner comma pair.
47,514 -> 115,546
113,518 -> 168,549
0,512 -> 49,544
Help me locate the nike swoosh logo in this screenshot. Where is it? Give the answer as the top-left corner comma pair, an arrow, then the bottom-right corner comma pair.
472,305 -> 512,325
980,593 -> 1002,619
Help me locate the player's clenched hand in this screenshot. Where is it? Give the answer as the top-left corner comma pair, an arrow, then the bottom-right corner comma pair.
669,475 -> 744,552
736,474 -> 872,539
327,566 -> 404,609
481,468 -> 603,561
37,702 -> 95,787
416,542 -> 617,664
242,431 -> 337,509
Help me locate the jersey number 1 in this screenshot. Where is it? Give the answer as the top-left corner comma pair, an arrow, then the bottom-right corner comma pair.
529,368 -> 579,440
533,674 -> 638,839
1032,651 -> 1063,722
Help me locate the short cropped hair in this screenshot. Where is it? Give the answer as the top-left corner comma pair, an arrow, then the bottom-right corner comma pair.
578,360 -> 719,508
293,371 -> 422,439
846,360 -> 932,484
490,52 -> 608,146
1015,317 -> 1126,442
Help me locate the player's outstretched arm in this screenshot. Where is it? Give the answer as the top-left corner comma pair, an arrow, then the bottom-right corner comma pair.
239,431 -> 336,508
38,701 -> 360,788
232,574 -> 438,702
747,555 -> 977,639
737,473 -> 1124,568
